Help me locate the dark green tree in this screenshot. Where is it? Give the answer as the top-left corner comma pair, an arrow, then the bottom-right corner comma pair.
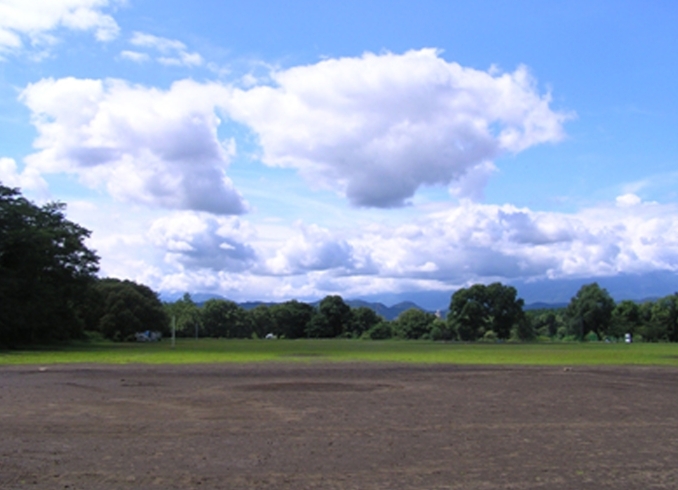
349,306 -> 383,337
364,320 -> 393,340
269,300 -> 314,339
565,283 -> 615,340
641,294 -> 678,342
448,283 -> 525,341
528,310 -> 563,338
0,185 -> 99,346
513,317 -> 537,341
430,318 -> 455,341
661,294 -> 678,342
308,295 -> 352,338
486,283 -> 525,339
393,308 -> 436,339
305,313 -> 333,338
610,300 -> 642,339
201,299 -> 251,338
451,296 -> 488,341
248,305 -> 276,338
91,279 -> 169,341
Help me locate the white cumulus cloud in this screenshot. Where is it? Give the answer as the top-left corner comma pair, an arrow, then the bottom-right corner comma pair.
0,0 -> 120,56
616,193 -> 642,207
77,194 -> 678,302
148,211 -> 256,271
20,77 -> 246,214
265,223 -> 372,275
0,157 -> 48,194
354,199 -> 678,286
225,49 -> 570,208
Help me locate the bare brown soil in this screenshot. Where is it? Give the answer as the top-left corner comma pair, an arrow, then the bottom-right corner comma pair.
2,363 -> 678,489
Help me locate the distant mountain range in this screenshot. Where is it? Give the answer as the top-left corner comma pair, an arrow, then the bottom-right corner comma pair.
356,271 -> 678,310
162,271 -> 678,319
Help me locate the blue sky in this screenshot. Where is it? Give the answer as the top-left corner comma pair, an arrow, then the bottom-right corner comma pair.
2,0 -> 678,304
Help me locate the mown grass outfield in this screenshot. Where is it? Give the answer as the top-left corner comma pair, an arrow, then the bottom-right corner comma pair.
2,338 -> 678,366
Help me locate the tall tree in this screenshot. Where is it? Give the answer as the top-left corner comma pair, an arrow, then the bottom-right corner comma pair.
270,300 -> 315,339
646,294 -> 678,342
610,300 -> 642,339
448,283 -> 525,341
248,305 -> 276,338
349,306 -> 383,337
201,299 -> 251,338
0,185 -> 99,346
91,279 -> 170,341
485,283 -> 525,339
308,295 -> 352,338
565,283 -> 615,340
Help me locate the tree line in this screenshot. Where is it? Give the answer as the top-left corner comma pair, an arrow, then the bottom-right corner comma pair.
159,282 -> 678,343
528,282 -> 678,342
3,183 -> 678,346
0,184 -> 168,347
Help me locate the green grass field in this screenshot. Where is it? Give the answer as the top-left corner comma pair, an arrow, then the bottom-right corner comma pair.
2,339 -> 678,366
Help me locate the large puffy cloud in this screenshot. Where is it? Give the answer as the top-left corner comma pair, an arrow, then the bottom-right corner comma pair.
226,49 -> 570,208
355,197 -> 678,287
148,212 -> 256,271
87,195 -> 678,301
0,0 -> 120,55
20,77 -> 246,214
265,223 -> 375,275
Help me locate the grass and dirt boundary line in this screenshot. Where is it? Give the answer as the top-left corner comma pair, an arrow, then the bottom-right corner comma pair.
3,338 -> 678,366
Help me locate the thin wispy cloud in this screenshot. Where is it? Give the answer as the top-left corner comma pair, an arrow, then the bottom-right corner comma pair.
126,31 -> 204,67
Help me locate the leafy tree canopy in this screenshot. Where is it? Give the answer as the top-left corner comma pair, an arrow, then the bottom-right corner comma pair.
393,308 -> 436,339
448,283 -> 525,341
565,283 -> 615,340
90,278 -> 169,341
0,184 -> 99,346
350,306 -> 383,337
269,300 -> 315,339
311,295 -> 353,338
201,299 -> 251,338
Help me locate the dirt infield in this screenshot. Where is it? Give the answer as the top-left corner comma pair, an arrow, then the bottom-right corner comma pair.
2,363 -> 678,489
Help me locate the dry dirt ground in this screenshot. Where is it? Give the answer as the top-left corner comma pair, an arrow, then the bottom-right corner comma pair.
1,363 -> 678,489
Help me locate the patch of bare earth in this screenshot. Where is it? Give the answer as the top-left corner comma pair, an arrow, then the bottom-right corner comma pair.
1,363 -> 678,489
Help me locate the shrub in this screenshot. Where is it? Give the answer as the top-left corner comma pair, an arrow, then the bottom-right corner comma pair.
366,321 -> 393,340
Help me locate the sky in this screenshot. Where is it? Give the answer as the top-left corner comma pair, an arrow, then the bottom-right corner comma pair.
1,0 -> 678,306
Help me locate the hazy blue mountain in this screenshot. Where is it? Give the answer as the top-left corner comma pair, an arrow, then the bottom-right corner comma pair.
358,290 -> 452,312
160,292 -> 229,304
510,271 -> 678,305
355,271 -> 678,312
346,299 -> 425,320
